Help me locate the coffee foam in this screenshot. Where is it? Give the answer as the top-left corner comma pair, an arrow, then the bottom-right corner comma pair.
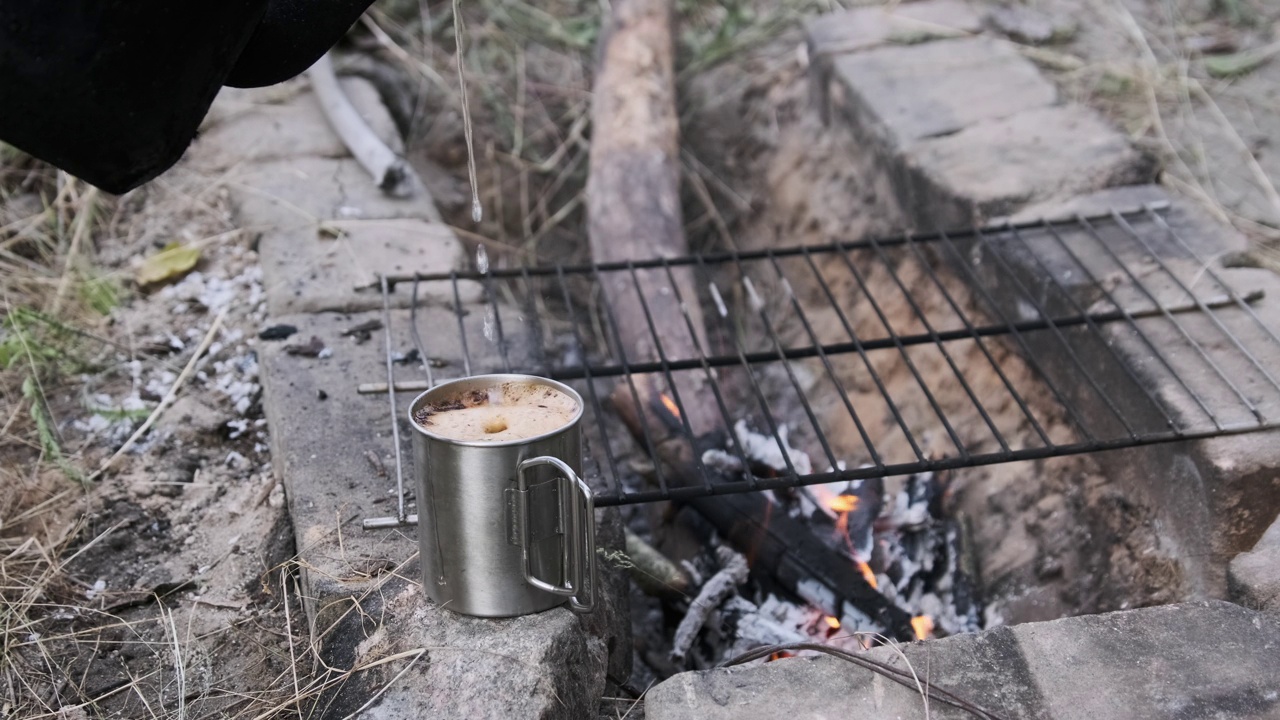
413,381 -> 578,442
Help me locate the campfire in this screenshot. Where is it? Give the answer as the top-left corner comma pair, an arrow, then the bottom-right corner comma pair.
360,205 -> 1279,684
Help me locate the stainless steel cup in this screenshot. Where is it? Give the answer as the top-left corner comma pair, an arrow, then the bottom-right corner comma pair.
408,374 -> 596,617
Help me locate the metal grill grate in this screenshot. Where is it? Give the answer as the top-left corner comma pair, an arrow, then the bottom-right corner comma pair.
357,205 -> 1280,522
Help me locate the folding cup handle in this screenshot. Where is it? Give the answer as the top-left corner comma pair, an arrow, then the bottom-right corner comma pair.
517,456 -> 596,613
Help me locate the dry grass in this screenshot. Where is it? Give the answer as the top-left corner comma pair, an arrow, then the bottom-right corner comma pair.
1043,0 -> 1280,265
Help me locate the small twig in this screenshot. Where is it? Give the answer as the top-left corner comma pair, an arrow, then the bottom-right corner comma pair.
90,308 -> 227,480
309,51 -> 419,198
671,546 -> 749,662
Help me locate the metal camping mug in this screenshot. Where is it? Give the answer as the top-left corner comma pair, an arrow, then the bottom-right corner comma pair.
408,374 -> 596,617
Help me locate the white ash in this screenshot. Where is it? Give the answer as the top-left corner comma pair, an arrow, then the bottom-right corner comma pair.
672,545 -> 750,662
84,578 -> 107,600
733,419 -> 812,475
160,265 -> 264,316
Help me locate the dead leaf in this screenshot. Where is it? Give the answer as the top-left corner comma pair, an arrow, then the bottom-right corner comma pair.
1205,42 -> 1280,79
137,242 -> 200,286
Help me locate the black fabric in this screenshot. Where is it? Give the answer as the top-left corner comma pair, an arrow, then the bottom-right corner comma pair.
0,1 -> 374,194
226,0 -> 375,88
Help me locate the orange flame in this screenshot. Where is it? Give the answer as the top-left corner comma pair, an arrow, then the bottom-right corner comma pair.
911,615 -> 935,641
768,651 -> 795,662
828,495 -> 859,513
659,394 -> 681,419
823,615 -> 841,630
856,560 -> 878,590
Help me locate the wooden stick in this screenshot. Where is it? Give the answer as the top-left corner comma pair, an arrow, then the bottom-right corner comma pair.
586,0 -> 718,437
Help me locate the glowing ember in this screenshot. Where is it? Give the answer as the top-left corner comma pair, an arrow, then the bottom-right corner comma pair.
828,495 -> 859,513
855,559 -> 878,590
767,651 -> 795,662
911,615 -> 935,640
659,394 -> 680,419
823,616 -> 841,630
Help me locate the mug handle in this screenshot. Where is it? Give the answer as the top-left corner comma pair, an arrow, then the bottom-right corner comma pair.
517,456 -> 596,613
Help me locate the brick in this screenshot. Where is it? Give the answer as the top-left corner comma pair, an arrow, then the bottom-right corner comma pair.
257,218 -> 482,316
902,105 -> 1157,224
258,308 -> 629,717
828,37 -> 1057,150
1230,515 -> 1280,612
805,0 -> 982,57
647,601 -> 1280,720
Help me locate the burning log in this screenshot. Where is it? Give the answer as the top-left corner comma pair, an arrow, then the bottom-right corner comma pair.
611,387 -> 918,642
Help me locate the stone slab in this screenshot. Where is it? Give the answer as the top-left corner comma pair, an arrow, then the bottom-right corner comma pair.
828,37 -> 1057,149
314,575 -> 608,719
805,0 -> 982,57
646,601 -> 1280,720
903,105 -> 1158,226
257,308 -> 628,717
1230,514 -> 1280,612
258,218 -> 481,316
231,155 -> 441,226
941,199 -> 1280,599
189,77 -> 402,170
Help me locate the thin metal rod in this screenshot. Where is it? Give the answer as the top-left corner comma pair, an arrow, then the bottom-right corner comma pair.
595,418 -> 1273,506
1038,219 -> 1220,430
1011,222 -> 1184,433
800,247 -> 924,461
899,233 -> 1051,449
972,225 -> 1139,440
1145,206 -> 1280,352
1113,210 -> 1280,411
561,266 -> 672,497
659,258 -> 761,490
450,272 -> 473,377
933,228 -> 1098,444
380,274 -> 407,524
768,252 -> 884,469
698,261 -> 801,480
410,275 -> 435,388
867,234 -> 1009,454
373,206 -> 1171,287
739,251 -> 841,472
625,262 -> 714,494
1074,214 -> 1261,421
552,267 -> 626,499
834,237 -> 968,459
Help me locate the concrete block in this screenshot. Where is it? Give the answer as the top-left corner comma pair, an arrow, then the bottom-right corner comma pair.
902,105 -> 1158,226
647,601 -> 1280,720
1230,515 -> 1280,612
939,201 -> 1280,599
190,78 -> 402,170
258,308 -> 629,716
257,218 -> 481,316
806,0 -> 982,57
828,37 -> 1057,149
316,575 -> 609,719
230,156 -> 440,227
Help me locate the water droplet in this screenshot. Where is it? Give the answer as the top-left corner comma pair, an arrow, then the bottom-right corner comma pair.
483,305 -> 497,342
476,245 -> 489,274
471,196 -> 483,224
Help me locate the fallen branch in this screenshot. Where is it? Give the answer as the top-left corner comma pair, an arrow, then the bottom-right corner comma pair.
308,51 -> 418,198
